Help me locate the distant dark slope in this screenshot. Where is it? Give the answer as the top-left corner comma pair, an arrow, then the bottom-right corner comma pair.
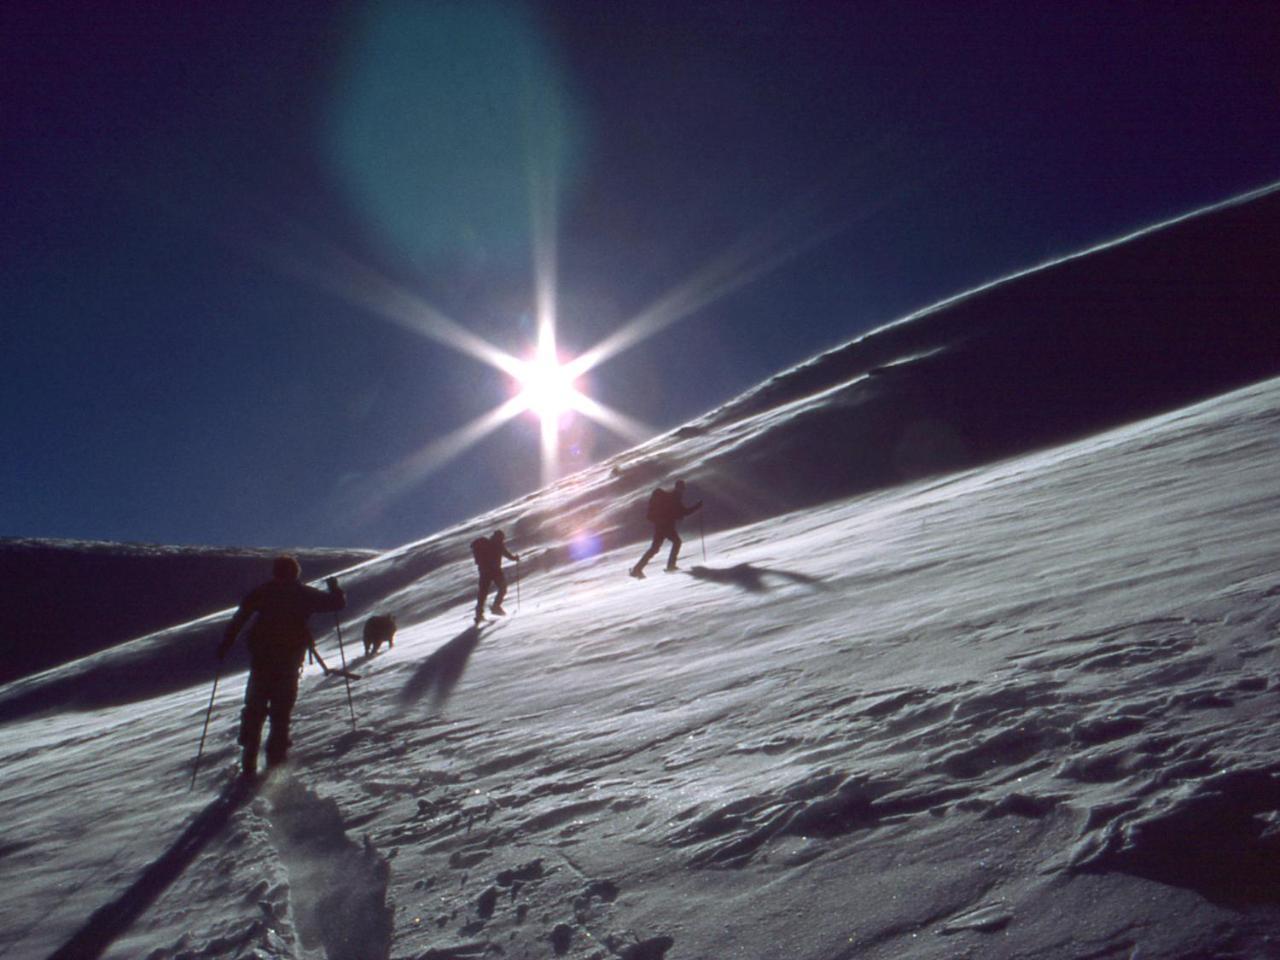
693,183 -> 1280,523
0,539 -> 377,684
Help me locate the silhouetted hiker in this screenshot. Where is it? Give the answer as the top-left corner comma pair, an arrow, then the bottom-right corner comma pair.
630,479 -> 702,578
217,555 -> 346,776
471,530 -> 520,623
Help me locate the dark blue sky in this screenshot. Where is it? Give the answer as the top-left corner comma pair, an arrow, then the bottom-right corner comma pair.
3,1 -> 1277,549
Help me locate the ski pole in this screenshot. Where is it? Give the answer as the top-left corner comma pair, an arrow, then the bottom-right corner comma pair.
309,646 -> 358,677
190,666 -> 221,791
333,612 -> 357,733
515,556 -> 521,611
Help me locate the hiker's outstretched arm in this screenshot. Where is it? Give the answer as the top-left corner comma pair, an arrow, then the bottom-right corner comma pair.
306,580 -> 346,613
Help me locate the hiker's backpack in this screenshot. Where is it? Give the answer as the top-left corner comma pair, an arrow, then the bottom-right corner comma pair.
645,488 -> 667,523
470,537 -> 490,566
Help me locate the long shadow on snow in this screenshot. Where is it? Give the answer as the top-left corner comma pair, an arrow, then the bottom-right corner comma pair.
398,625 -> 484,709
685,563 -> 828,594
47,776 -> 256,960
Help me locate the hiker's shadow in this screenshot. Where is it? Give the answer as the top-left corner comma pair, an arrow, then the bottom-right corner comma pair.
398,625 -> 482,708
687,563 -> 828,594
49,777 -> 255,958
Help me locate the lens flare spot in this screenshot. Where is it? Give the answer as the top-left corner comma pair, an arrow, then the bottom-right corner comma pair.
569,530 -> 603,562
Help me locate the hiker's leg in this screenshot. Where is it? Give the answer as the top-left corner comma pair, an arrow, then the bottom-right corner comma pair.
239,672 -> 269,771
265,672 -> 299,767
666,530 -> 683,569
634,528 -> 663,572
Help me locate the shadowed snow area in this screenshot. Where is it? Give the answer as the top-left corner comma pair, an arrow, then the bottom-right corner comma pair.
0,542 -> 376,685
3,185 -> 1280,959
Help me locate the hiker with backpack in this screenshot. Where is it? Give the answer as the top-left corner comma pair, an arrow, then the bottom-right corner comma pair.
217,555 -> 346,776
471,530 -> 520,623
630,479 -> 702,578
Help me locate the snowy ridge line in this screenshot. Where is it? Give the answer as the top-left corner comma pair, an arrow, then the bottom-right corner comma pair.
707,176 -> 1280,426
856,177 -> 1280,348
690,180 -> 1280,468
0,536 -> 372,557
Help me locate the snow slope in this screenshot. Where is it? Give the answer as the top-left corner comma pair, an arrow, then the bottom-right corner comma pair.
3,185 -> 1280,959
5,373 -> 1279,960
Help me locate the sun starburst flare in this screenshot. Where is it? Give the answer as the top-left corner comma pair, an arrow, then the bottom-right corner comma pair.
515,351 -> 580,426
251,166 -> 878,524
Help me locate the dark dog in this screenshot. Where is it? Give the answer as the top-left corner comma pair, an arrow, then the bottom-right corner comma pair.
362,614 -> 396,655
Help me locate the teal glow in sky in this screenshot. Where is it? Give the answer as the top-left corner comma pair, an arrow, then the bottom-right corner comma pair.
327,0 -> 583,272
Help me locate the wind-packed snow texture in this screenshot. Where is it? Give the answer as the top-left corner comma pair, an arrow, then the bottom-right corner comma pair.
3,185 -> 1280,959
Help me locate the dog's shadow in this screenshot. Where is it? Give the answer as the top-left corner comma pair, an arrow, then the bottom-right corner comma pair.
398,625 -> 483,708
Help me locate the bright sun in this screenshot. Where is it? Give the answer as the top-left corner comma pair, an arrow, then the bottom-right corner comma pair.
515,350 -> 580,426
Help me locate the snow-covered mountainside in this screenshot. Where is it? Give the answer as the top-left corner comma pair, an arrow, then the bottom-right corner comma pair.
4,183 -> 1277,722
6,374 -> 1280,960
3,185 -> 1280,959
0,540 -> 377,684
